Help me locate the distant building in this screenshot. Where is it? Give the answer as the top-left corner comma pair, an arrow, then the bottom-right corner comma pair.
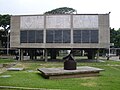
10,14 -> 110,60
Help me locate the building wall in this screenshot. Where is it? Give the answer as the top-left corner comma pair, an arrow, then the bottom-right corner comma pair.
10,14 -> 110,49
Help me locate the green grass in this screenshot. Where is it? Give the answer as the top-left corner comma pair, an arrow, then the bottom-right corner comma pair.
0,59 -> 120,90
0,59 -> 16,64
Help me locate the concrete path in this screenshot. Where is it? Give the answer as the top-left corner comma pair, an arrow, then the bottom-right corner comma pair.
109,56 -> 120,61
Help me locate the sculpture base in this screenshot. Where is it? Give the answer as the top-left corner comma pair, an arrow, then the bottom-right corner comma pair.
64,60 -> 76,70
38,66 -> 104,79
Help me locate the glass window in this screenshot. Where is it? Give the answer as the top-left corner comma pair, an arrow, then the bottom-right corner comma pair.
20,31 -> 27,43
82,30 -> 90,43
36,30 -> 43,43
46,30 -> 54,43
63,30 -> 70,43
91,30 -> 98,43
28,30 -> 35,43
54,30 -> 62,43
73,30 -> 81,43
46,30 -> 71,43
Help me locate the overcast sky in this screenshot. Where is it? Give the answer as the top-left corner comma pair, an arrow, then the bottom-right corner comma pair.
0,0 -> 119,29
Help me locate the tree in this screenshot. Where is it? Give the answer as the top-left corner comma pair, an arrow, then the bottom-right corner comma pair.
44,7 -> 76,14
0,14 -> 10,30
0,14 -> 10,49
110,28 -> 120,48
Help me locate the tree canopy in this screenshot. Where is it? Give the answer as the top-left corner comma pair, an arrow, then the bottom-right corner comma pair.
110,28 -> 120,48
44,7 -> 76,15
0,14 -> 10,30
0,14 -> 10,48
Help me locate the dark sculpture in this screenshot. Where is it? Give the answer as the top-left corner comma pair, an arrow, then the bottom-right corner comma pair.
63,52 -> 76,70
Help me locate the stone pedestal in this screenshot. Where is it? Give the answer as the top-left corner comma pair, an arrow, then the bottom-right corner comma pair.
38,66 -> 104,79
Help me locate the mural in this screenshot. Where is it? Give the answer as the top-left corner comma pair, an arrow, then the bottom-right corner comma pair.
20,16 -> 44,30
73,15 -> 98,28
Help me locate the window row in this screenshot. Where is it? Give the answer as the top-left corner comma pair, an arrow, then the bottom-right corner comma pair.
20,30 -> 98,43
46,30 -> 70,43
73,30 -> 98,43
20,30 -> 43,43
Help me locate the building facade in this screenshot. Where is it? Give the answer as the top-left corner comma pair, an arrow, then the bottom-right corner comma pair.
10,14 -> 110,60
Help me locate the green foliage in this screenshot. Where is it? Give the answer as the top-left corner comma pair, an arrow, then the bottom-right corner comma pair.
0,14 -> 10,48
44,7 -> 76,15
110,28 -> 120,47
0,14 -> 10,30
0,59 -> 16,63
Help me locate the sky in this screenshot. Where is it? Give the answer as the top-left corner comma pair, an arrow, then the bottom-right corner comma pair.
0,0 -> 119,29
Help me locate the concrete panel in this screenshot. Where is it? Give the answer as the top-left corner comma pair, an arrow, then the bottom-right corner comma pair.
98,14 -> 110,48
20,16 -> 44,30
46,15 -> 71,29
10,16 -> 20,48
73,15 -> 98,29
18,43 -> 107,49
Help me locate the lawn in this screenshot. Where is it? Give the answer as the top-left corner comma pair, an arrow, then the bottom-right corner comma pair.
0,59 -> 120,90
0,59 -> 16,64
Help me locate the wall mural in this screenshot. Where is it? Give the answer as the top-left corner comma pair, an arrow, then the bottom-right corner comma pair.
20,16 -> 44,30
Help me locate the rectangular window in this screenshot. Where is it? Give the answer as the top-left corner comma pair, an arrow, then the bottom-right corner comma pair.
28,30 -> 35,43
20,31 -> 27,43
54,30 -> 62,43
63,30 -> 70,43
46,30 -> 54,43
73,30 -> 81,43
46,30 -> 71,43
73,30 -> 99,43
36,30 -> 43,43
91,30 -> 98,43
82,30 -> 90,43
20,30 -> 44,43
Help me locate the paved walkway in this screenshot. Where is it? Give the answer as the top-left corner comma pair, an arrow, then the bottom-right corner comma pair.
109,56 -> 120,61
100,56 -> 120,61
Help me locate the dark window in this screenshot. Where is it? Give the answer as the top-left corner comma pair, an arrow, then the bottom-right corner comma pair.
63,30 -> 70,43
46,30 -> 54,43
54,30 -> 62,43
20,31 -> 27,43
36,30 -> 43,43
46,30 -> 71,43
20,30 -> 44,43
73,30 -> 81,43
91,30 -> 98,43
28,30 -> 35,43
82,30 -> 90,43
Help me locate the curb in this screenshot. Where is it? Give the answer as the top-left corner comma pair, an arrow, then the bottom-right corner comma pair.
0,86 -> 61,90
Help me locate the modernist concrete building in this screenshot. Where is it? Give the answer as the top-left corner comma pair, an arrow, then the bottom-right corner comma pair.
10,14 -> 110,60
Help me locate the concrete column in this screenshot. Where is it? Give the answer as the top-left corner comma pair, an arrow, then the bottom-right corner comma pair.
71,14 -> 73,44
96,49 -> 99,60
30,49 -> 34,60
19,49 -> 24,61
19,49 -> 21,61
82,50 -> 85,56
44,15 -> 46,43
44,48 -> 48,62
34,49 -> 37,60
